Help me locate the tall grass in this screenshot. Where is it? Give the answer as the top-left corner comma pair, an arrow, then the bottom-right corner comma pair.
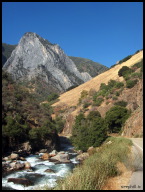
37,137 -> 133,190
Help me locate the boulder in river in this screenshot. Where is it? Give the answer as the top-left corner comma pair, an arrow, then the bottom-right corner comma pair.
15,162 -> 25,170
19,157 -> 26,161
49,150 -> 58,157
9,162 -> 25,170
44,169 -> 55,173
8,178 -> 33,186
2,157 -> 10,161
50,153 -> 71,163
24,161 -> 31,169
10,153 -> 19,160
41,153 -> 50,160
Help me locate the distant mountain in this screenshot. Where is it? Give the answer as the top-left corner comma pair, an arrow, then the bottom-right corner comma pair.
2,43 -> 17,66
69,56 -> 108,77
3,32 -> 92,98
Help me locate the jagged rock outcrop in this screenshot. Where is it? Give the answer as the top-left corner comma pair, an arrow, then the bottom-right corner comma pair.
3,32 -> 92,93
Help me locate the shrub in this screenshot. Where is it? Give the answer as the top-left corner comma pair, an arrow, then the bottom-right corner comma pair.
130,72 -> 142,79
80,90 -> 88,99
88,88 -> 96,96
115,82 -> 124,89
118,66 -> 132,77
47,93 -> 59,102
105,106 -> 130,133
94,97 -> 104,106
112,96 -> 118,100
126,79 -> 138,88
83,102 -> 91,109
132,59 -> 143,69
115,91 -> 120,96
135,50 -> 140,54
108,80 -> 117,88
124,73 -> 131,81
79,90 -> 89,104
87,110 -> 101,120
118,55 -> 132,64
106,101 -> 109,105
100,83 -> 108,90
114,100 -> 128,107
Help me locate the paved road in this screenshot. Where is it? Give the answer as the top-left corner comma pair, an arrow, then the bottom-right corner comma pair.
128,138 -> 143,190
130,138 -> 143,152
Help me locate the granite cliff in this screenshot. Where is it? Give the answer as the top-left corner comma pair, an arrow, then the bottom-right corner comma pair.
3,32 -> 92,94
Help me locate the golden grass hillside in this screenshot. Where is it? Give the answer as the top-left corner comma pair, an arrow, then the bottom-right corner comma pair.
53,50 -> 143,107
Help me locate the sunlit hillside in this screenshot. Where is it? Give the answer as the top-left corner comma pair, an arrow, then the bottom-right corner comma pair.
53,50 -> 143,108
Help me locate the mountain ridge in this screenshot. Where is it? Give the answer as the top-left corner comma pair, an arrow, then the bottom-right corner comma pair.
3,32 -> 92,95
2,40 -> 108,80
69,56 -> 108,77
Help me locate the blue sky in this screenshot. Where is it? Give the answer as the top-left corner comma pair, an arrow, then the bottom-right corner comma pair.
2,2 -> 143,68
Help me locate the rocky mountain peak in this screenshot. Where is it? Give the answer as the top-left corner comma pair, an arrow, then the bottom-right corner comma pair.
3,32 -> 92,93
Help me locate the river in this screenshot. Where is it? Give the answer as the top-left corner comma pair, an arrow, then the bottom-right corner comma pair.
2,136 -> 79,190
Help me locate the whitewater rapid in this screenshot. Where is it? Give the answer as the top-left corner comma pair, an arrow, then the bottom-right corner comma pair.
2,141 -> 79,190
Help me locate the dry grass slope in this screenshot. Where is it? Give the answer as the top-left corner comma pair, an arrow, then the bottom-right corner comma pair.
53,51 -> 143,107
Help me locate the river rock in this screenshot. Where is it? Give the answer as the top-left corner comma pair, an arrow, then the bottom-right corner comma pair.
44,169 -> 55,173
87,146 -> 95,155
8,178 -> 33,186
24,161 -> 31,169
20,141 -> 32,152
49,150 -> 58,157
41,153 -> 50,160
50,153 -> 70,163
9,162 -> 25,170
15,162 -> 25,170
76,152 -> 89,161
10,153 -> 19,160
39,149 -> 48,153
9,162 -> 16,169
77,150 -> 83,155
2,157 -> 10,161
48,158 -> 61,164
19,157 -> 26,161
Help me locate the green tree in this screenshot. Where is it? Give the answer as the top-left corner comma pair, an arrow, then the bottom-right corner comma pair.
71,111 -> 107,151
2,115 -> 30,149
118,66 -> 132,77
54,116 -> 65,133
105,106 -> 130,133
87,110 -> 101,121
87,117 -> 107,148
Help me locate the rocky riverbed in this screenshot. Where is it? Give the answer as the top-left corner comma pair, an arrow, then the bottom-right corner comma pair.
2,136 -> 83,190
